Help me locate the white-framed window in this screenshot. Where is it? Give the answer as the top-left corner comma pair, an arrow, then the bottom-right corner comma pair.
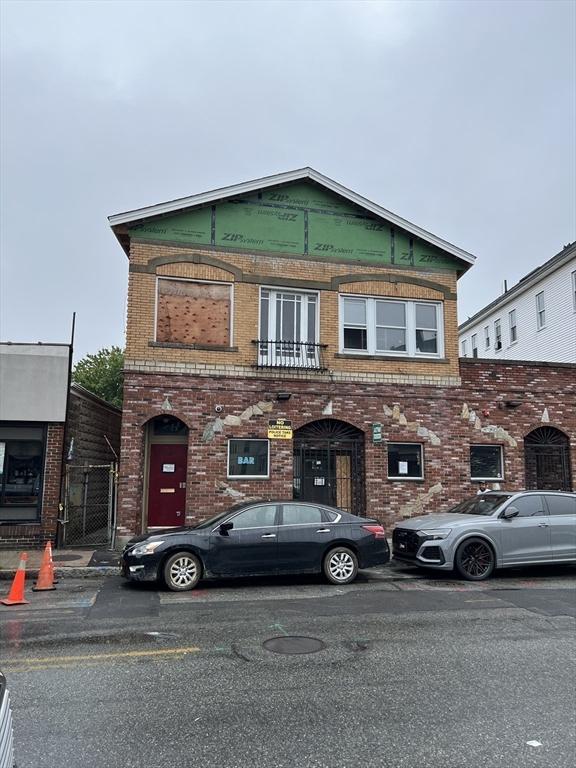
572,271 -> 576,311
340,296 -> 444,358
155,277 -> 233,347
536,291 -> 546,329
494,319 -> 502,351
471,333 -> 478,358
258,288 -> 319,367
461,339 -> 467,357
470,445 -> 504,480
387,443 -> 424,480
484,325 -> 490,349
508,309 -> 517,343
227,439 -> 270,479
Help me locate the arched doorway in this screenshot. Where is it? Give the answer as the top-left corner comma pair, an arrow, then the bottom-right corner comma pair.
146,415 -> 189,528
293,419 -> 365,516
524,427 -> 572,491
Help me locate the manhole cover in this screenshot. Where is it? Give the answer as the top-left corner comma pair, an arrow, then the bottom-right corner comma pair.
263,636 -> 326,655
52,554 -> 83,562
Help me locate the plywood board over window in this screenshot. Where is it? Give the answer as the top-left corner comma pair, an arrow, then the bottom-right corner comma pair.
157,279 -> 231,346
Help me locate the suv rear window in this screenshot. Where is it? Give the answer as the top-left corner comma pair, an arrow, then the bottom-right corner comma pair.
545,495 -> 576,516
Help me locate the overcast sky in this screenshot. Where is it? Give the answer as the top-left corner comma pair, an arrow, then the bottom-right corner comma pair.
1,0 -> 574,361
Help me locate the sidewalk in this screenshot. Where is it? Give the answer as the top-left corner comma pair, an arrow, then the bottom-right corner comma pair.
0,548 -> 120,580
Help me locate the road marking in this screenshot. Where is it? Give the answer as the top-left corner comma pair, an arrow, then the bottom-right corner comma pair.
4,645 -> 201,669
526,740 -> 542,747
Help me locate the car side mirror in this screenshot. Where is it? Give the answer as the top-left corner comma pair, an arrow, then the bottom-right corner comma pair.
219,521 -> 234,536
502,506 -> 519,519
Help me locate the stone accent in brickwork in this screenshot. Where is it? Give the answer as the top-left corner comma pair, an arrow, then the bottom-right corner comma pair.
116,359 -> 576,542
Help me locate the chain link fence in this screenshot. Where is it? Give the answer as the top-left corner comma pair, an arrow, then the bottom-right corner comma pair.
62,463 -> 117,547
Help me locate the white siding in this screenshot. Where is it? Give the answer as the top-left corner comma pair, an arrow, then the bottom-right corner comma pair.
459,256 -> 576,362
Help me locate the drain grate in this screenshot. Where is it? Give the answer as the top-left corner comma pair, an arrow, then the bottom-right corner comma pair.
263,636 -> 326,655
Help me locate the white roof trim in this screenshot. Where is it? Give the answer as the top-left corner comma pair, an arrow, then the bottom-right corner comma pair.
108,167 -> 475,266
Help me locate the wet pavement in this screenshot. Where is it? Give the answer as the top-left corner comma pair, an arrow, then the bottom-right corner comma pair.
1,562 -> 575,767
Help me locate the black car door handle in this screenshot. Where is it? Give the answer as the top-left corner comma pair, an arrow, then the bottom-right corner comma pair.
261,533 -> 276,538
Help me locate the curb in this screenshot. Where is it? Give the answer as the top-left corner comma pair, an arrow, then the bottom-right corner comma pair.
0,566 -> 120,581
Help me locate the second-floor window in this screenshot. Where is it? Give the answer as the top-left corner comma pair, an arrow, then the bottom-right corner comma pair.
258,288 -> 320,368
340,297 -> 443,358
494,319 -> 502,351
484,325 -> 490,349
509,309 -> 517,343
536,291 -> 546,329
471,333 -> 478,357
156,278 -> 232,347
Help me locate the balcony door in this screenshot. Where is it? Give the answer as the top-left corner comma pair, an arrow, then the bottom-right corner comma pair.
258,289 -> 319,368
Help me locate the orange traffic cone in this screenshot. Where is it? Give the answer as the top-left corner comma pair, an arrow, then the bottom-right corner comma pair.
1,552 -> 30,606
33,542 -> 56,591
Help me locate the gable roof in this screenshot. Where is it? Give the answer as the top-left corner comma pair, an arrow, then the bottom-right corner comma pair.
108,167 -> 475,270
459,241 -> 576,332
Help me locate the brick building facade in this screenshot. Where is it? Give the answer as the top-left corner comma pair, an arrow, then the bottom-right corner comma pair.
109,169 -> 575,547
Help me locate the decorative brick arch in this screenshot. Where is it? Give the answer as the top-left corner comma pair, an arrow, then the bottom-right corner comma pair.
293,418 -> 366,516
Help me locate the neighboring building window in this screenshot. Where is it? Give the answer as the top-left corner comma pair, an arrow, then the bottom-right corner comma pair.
156,278 -> 232,347
471,334 -> 478,358
494,319 -> 502,351
340,297 -> 443,357
484,326 -> 490,349
0,426 -> 45,522
470,445 -> 503,480
508,309 -> 517,343
227,439 -> 269,478
387,443 -> 424,479
536,291 -> 546,329
461,340 -> 467,357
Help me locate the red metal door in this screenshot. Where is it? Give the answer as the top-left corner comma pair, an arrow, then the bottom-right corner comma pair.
148,444 -> 187,527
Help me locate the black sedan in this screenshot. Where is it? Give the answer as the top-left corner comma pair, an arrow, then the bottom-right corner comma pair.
121,501 -> 390,590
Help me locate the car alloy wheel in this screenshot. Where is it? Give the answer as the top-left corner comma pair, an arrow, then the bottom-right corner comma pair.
163,552 -> 201,591
455,538 -> 495,581
324,547 -> 358,585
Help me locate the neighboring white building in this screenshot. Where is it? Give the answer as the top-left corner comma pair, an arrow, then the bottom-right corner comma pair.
459,242 -> 576,363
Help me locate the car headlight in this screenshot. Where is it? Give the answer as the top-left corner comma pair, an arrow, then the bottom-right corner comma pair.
129,540 -> 164,556
418,529 -> 452,540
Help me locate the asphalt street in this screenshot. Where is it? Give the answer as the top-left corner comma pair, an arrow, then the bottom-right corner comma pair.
1,562 -> 575,768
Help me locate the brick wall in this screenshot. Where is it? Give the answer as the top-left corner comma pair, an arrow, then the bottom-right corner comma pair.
0,423 -> 65,550
116,359 -> 576,543
125,242 -> 460,383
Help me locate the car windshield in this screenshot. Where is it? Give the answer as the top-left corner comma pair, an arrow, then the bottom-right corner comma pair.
446,495 -> 510,516
193,509 -> 236,530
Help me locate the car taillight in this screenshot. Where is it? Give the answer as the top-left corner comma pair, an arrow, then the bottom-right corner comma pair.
362,524 -> 386,539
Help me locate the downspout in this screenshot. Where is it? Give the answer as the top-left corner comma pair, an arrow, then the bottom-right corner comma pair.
56,312 -> 75,548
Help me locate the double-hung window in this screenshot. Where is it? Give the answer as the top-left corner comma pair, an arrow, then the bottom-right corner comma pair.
461,340 -> 467,357
494,319 -> 502,351
508,309 -> 517,343
536,291 -> 546,329
341,297 -> 443,358
259,289 -> 319,367
484,325 -> 490,350
471,333 -> 478,358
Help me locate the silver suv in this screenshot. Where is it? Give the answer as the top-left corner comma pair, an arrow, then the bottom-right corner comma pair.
392,491 -> 576,580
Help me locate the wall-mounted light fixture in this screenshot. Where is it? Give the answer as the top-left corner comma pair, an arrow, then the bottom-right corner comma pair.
276,392 -> 292,401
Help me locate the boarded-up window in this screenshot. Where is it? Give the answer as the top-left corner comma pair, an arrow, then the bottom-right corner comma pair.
156,279 -> 231,346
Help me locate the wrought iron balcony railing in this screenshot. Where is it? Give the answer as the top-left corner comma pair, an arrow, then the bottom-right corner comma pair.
253,340 -> 328,371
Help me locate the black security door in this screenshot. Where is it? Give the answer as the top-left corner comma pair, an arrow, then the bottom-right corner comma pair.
293,420 -> 365,516
524,427 -> 572,491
